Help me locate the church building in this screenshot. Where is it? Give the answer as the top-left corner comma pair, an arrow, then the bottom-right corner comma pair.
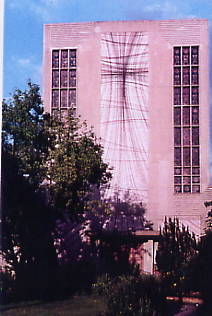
43,19 -> 211,237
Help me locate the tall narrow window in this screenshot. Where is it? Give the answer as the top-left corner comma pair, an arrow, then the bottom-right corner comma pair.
61,50 -> 68,68
173,46 -> 200,193
182,67 -> 190,85
51,49 -> 77,114
52,50 -> 59,68
52,70 -> 59,88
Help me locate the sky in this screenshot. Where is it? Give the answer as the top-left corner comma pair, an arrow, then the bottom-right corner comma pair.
3,0 -> 212,99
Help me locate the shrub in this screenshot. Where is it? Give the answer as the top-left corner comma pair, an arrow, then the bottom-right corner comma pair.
92,274 -> 113,297
93,273 -> 166,316
156,217 -> 197,299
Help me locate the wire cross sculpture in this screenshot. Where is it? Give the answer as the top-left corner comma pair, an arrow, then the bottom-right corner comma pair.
100,32 -> 149,204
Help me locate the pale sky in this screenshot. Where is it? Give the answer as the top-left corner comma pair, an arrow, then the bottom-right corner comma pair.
3,0 -> 212,98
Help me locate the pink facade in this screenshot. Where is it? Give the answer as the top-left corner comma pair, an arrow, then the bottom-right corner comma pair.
43,19 -> 211,235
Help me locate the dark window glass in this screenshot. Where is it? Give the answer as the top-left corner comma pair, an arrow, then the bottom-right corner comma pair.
174,87 -> 181,105
174,67 -> 181,85
192,127 -> 199,145
192,107 -> 199,125
191,66 -> 199,85
52,50 -> 59,68
52,90 -> 59,107
60,70 -> 68,87
182,67 -> 190,85
60,90 -> 67,107
69,70 -> 76,87
192,167 -> 200,175
52,49 -> 77,112
193,176 -> 200,183
174,167 -> 182,175
173,46 -> 200,194
174,47 -> 181,65
68,90 -> 76,107
182,47 -> 190,65
61,50 -> 68,68
183,147 -> 191,166
183,107 -> 190,125
174,107 -> 181,125
192,185 -> 200,193
174,147 -> 181,166
69,50 -> 76,68
183,127 -> 190,146
183,185 -> 191,193
192,147 -> 200,166
183,177 -> 191,185
52,70 -> 59,88
183,167 -> 191,175
191,46 -> 199,65
182,87 -> 190,105
174,128 -> 181,146
174,185 -> 182,193
174,177 -> 182,184
192,87 -> 199,105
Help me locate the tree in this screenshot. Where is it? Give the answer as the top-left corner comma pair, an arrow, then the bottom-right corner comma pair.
1,82 -> 111,301
1,82 -> 58,301
156,217 -> 197,300
186,202 -> 212,308
194,231 -> 212,307
204,200 -> 212,232
44,109 -> 112,220
2,82 -> 46,186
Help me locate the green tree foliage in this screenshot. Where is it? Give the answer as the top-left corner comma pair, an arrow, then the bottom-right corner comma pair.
204,200 -> 212,232
1,82 -> 111,301
194,231 -> 212,307
2,82 -> 46,186
1,82 -> 58,301
44,109 -> 112,220
187,202 -> 212,307
156,217 -> 197,299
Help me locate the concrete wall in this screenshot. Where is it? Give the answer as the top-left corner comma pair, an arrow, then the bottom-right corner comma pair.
43,19 -> 211,235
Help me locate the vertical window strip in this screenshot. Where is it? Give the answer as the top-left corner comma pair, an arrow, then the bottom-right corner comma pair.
173,46 -> 200,193
51,49 -> 77,112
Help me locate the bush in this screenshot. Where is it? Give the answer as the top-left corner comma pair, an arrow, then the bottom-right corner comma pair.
93,273 -> 166,316
92,274 -> 113,297
156,217 -> 197,299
